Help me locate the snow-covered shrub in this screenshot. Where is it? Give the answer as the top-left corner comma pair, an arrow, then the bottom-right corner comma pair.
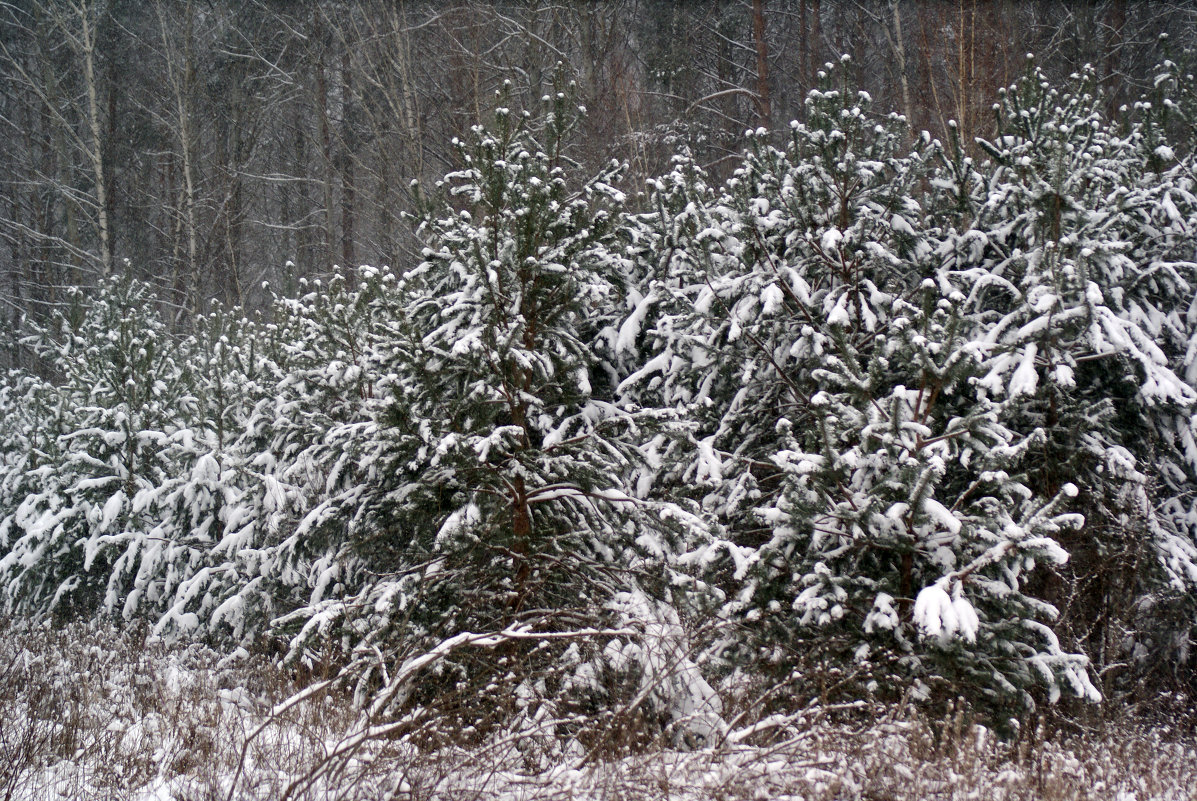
0,372 -> 59,553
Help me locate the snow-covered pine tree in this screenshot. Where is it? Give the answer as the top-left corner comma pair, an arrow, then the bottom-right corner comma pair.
0,279 -> 196,618
0,371 -> 61,581
621,60 -> 933,534
145,271 -> 387,644
122,309 -> 268,639
1130,56 -> 1197,687
610,152 -> 736,508
276,87 -> 714,738
0,268 -> 397,644
621,59 -> 1103,709
1144,38 -> 1197,160
959,62 -> 1197,698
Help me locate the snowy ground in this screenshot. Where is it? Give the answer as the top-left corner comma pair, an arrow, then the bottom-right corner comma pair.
2,622 -> 1193,801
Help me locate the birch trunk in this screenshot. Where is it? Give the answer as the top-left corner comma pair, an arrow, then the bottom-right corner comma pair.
889,0 -> 914,129
76,0 -> 112,276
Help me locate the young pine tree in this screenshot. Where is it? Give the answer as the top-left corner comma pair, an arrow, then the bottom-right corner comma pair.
0,279 -> 196,618
278,88 -> 714,737
621,61 -> 1103,709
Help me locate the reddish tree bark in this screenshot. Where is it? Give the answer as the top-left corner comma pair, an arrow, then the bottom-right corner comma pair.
752,0 -> 771,127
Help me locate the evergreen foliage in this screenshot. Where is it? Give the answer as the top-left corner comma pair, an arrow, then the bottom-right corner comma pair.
1,60 -> 1196,726
0,280 -> 196,617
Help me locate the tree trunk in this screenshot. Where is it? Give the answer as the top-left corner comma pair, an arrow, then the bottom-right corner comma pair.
1104,0 -> 1127,116
316,47 -> 334,270
798,0 -> 807,101
811,0 -> 822,78
751,0 -> 771,128
169,0 -> 198,316
78,0 -> 112,276
889,0 -> 914,129
511,473 -> 532,614
294,111 -> 311,276
340,49 -> 356,276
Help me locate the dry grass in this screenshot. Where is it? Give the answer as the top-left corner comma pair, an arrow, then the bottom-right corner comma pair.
1,619 -> 1194,801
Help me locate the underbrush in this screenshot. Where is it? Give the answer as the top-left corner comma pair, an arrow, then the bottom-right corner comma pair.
1,620 -> 1193,801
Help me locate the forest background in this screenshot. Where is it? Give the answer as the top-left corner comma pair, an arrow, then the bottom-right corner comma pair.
0,0 -> 1179,355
